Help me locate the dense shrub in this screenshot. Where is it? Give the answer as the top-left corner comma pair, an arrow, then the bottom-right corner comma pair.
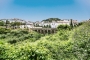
57,25 -> 71,30
72,21 -> 90,60
0,29 -> 43,44
0,42 -> 52,60
0,28 -> 11,34
0,21 -> 90,60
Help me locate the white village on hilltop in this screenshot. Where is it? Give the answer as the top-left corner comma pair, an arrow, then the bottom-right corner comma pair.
0,18 -> 78,29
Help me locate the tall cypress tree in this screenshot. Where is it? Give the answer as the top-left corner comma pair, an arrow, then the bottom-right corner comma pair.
70,19 -> 73,29
6,20 -> 10,29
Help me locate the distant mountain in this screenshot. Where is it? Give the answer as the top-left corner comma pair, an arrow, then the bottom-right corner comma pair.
42,18 -> 61,22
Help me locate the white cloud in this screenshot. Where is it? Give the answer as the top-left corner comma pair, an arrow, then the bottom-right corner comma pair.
0,0 -> 13,7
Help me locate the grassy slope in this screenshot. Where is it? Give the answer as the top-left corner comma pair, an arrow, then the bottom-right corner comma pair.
0,21 -> 90,60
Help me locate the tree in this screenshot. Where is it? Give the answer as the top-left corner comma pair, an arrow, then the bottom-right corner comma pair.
15,22 -> 21,28
22,22 -> 26,28
11,22 -> 16,29
43,18 -> 61,22
70,19 -> 73,29
57,25 -> 71,30
0,21 -> 5,26
48,25 -> 51,28
6,20 -> 10,28
11,22 -> 22,29
46,25 -> 48,28
77,21 -> 86,26
35,24 -> 39,27
43,25 -> 46,28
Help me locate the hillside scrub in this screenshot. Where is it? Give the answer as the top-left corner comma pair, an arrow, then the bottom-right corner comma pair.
0,29 -> 43,44
72,21 -> 90,60
0,21 -> 90,60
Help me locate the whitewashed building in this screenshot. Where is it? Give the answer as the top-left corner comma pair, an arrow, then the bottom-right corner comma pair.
20,21 -> 34,29
38,19 -> 78,28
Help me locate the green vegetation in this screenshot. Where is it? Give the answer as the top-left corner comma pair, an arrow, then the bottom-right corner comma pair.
0,29 -> 43,44
43,18 -> 61,22
57,24 -> 71,30
0,21 -> 5,26
43,25 -> 51,28
10,22 -> 23,29
0,20 -> 26,29
0,21 -> 90,60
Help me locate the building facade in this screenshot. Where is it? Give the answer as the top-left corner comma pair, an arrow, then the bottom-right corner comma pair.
0,18 -> 78,28
36,19 -> 78,28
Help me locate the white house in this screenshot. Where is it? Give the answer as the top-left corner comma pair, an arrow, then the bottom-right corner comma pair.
38,19 -> 78,28
20,21 -> 34,29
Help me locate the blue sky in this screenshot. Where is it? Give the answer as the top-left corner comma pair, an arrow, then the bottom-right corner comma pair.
0,0 -> 90,21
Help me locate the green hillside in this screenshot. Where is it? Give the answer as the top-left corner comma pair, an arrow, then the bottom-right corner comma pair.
0,21 -> 90,60
42,18 -> 61,22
